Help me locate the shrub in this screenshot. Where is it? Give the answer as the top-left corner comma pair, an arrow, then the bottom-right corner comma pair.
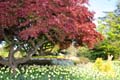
79,57 -> 90,64
94,58 -> 114,72
77,47 -> 91,58
90,50 -> 107,60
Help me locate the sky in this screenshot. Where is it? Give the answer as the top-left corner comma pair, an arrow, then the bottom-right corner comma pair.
89,0 -> 118,19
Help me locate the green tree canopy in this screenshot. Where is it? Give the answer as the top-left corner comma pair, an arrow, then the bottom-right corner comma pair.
96,1 -> 120,59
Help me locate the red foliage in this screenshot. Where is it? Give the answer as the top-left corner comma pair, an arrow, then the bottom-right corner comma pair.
0,0 -> 103,49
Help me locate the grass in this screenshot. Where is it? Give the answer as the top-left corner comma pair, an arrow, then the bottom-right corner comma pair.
32,55 -> 65,59
0,49 -> 8,57
0,48 -> 64,59
0,49 -> 120,80
0,62 -> 119,80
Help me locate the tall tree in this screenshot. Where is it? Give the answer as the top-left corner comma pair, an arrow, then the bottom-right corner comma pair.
96,1 -> 120,59
0,0 -> 102,71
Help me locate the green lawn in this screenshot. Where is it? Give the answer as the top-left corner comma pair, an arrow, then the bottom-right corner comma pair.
0,61 -> 119,80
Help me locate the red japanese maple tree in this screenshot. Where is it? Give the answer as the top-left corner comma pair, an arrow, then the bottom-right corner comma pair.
0,0 -> 103,70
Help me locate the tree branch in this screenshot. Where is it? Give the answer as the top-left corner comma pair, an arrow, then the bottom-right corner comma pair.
16,40 -> 48,64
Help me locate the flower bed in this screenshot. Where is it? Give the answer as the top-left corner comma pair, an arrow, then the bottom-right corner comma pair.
0,62 -> 120,80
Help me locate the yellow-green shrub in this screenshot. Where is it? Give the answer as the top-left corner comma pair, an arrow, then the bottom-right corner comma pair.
94,58 -> 115,74
94,58 -> 116,78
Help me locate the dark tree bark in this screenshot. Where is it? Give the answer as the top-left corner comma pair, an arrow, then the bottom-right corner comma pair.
8,45 -> 20,74
0,37 -> 49,74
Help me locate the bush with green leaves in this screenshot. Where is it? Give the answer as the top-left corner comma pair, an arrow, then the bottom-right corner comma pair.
77,47 -> 91,58
90,40 -> 120,60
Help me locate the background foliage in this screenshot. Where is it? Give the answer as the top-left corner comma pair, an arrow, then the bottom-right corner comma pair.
90,1 -> 120,60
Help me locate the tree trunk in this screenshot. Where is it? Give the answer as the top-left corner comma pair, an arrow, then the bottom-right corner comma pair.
0,40 -> 48,74
8,45 -> 18,74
